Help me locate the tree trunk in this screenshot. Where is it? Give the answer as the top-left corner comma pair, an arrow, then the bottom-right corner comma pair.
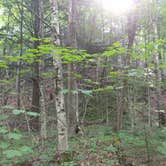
49,0 -> 68,152
67,0 -> 79,135
39,0 -> 47,142
31,0 -> 41,130
155,51 -> 166,127
156,16 -> 166,127
116,6 -> 138,131
40,76 -> 47,141
16,0 -> 23,109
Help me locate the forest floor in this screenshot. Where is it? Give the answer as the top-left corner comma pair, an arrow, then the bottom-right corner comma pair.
26,125 -> 166,166
2,123 -> 165,166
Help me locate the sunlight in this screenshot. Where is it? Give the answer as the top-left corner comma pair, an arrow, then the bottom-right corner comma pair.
102,0 -> 134,15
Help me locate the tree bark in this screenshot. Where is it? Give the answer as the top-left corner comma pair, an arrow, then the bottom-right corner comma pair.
39,0 -> 47,142
49,0 -> 68,152
16,0 -> 23,109
31,0 -> 41,130
67,0 -> 79,135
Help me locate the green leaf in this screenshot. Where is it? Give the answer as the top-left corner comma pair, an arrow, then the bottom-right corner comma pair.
31,37 -> 42,41
0,142 -> 9,149
75,74 -> 83,79
2,105 -> 14,110
104,145 -> 117,152
62,89 -> 79,95
157,142 -> 166,155
79,90 -> 93,97
84,79 -> 100,85
3,149 -> 22,158
94,86 -> 114,93
110,71 -> 120,76
26,111 -> 40,117
0,80 -> 12,86
0,61 -> 8,69
104,86 -> 114,91
62,89 -> 70,94
19,146 -> 33,154
72,90 -> 78,94
12,109 -> 25,115
43,38 -> 51,43
7,133 -> 22,140
0,127 -> 8,134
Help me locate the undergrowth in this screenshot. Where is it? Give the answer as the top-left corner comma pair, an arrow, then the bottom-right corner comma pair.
0,124 -> 166,166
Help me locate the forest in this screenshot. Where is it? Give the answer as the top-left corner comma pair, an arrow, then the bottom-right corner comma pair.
0,0 -> 166,165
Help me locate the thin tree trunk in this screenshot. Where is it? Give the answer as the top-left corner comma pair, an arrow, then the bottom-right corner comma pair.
31,0 -> 41,130
155,51 -> 165,127
39,0 -> 47,142
49,0 -> 68,152
67,0 -> 79,135
16,0 -> 23,109
40,77 -> 47,141
156,16 -> 166,127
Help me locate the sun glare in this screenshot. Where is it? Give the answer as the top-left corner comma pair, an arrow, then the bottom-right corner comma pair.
102,0 -> 134,15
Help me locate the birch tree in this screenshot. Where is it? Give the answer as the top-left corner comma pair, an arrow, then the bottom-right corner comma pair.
39,0 -> 47,142
49,0 -> 68,152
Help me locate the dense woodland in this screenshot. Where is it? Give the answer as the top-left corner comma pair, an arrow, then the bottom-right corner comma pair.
0,0 -> 166,165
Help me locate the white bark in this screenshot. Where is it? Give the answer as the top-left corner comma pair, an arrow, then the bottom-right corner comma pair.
40,77 -> 47,141
38,0 -> 47,144
49,0 -> 68,152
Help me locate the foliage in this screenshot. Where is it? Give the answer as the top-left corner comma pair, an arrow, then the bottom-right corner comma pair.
0,106 -> 38,165
0,0 -> 166,165
0,128 -> 33,165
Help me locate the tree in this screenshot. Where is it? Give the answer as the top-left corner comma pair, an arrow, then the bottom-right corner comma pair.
67,0 -> 79,135
31,0 -> 41,130
49,0 -> 68,152
39,0 -> 47,142
16,0 -> 23,109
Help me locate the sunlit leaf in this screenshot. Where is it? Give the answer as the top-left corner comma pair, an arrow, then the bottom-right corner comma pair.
12,109 -> 25,115
26,111 -> 40,117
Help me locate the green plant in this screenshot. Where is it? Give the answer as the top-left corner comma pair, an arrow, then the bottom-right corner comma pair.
0,127 -> 33,165
157,142 -> 166,155
0,106 -> 39,165
104,145 -> 117,153
61,161 -> 76,166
